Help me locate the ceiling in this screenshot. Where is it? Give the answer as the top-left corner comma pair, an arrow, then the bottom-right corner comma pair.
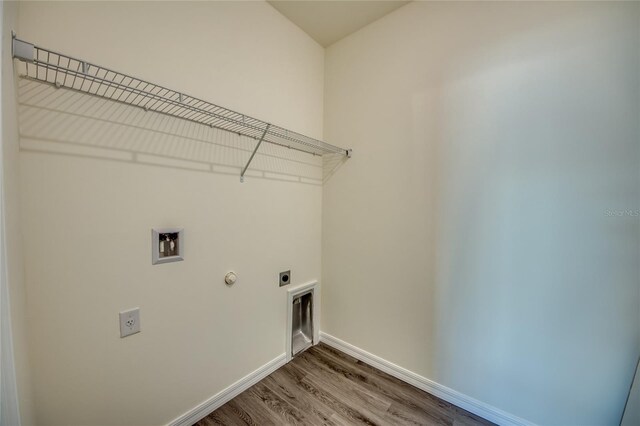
268,1 -> 410,47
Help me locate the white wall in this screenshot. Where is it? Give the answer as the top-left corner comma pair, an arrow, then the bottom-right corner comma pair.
1,1 -> 36,424
323,2 -> 640,425
16,1 -> 324,424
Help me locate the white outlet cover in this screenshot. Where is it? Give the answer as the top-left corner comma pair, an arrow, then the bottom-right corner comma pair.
119,308 -> 141,338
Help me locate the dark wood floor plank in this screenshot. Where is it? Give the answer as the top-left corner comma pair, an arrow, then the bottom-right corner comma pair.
223,399 -> 263,426
330,412 -> 362,426
195,343 -> 495,426
297,349 -> 395,408
264,373 -> 340,426
287,362 -> 384,426
231,389 -> 280,424
314,344 -> 445,406
247,381 -> 308,425
303,348 -> 451,426
310,344 -> 454,425
293,352 -> 394,424
312,344 -> 488,426
385,400 -> 452,426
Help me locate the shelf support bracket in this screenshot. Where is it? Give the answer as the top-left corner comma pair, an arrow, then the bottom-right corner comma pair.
240,123 -> 271,183
12,35 -> 34,62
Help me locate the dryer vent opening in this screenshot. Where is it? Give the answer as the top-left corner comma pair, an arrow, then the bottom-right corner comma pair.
292,291 -> 313,357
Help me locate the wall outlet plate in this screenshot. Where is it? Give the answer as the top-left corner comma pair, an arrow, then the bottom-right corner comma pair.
119,308 -> 141,338
279,270 -> 291,287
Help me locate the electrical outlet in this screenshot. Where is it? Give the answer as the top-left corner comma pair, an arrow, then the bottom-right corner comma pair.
279,270 -> 291,287
119,308 -> 141,338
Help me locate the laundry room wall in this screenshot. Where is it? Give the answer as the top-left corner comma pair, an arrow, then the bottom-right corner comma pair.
15,1 -> 325,424
322,2 -> 640,424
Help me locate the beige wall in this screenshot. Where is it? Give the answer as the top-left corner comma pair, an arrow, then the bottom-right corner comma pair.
16,1 -> 324,424
323,2 -> 640,425
2,1 -> 36,424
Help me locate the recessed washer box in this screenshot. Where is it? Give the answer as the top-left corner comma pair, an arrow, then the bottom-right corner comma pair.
152,228 -> 184,265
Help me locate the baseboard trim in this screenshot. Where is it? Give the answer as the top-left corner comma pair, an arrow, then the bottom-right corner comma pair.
320,332 -> 535,426
167,353 -> 287,426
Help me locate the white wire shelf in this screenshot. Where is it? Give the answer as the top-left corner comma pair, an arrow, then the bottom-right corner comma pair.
11,35 -> 351,181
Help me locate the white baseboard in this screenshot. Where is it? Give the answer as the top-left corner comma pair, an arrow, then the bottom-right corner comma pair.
320,332 -> 535,426
167,353 -> 286,426
167,334 -> 534,426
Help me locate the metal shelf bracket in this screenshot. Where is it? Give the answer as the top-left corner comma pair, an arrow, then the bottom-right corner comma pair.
12,35 -> 34,63
240,123 -> 271,183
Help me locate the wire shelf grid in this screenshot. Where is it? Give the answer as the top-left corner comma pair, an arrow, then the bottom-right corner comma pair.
12,37 -> 350,164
